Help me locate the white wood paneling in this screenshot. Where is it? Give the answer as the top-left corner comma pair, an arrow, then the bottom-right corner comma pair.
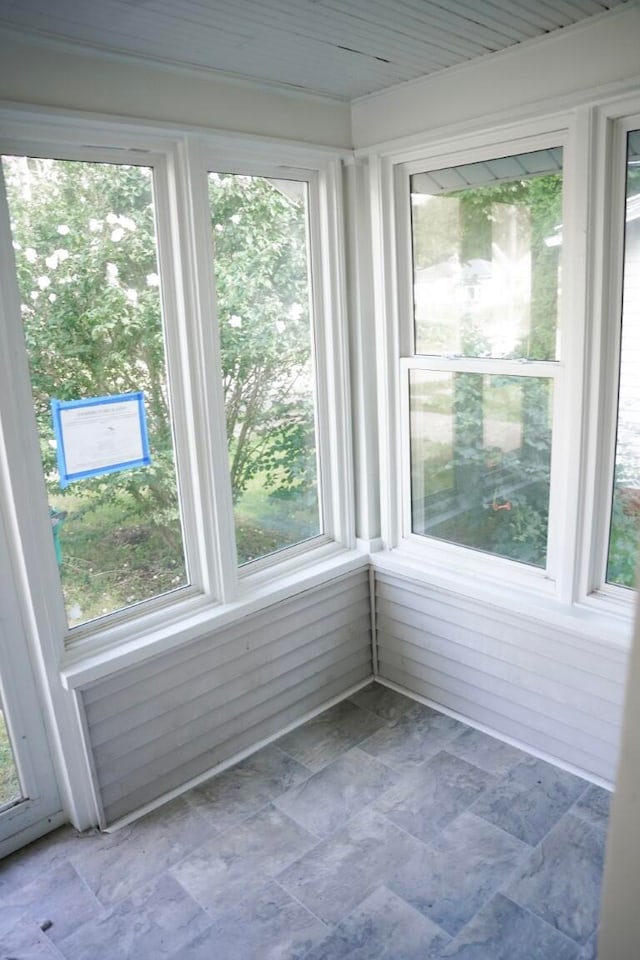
0,0 -> 629,100
81,569 -> 372,825
374,571 -> 628,781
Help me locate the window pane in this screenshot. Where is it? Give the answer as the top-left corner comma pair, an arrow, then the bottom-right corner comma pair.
3,156 -> 188,628
0,698 -> 22,809
411,148 -> 563,360
410,371 -> 552,566
607,130 -> 640,588
208,173 -> 321,565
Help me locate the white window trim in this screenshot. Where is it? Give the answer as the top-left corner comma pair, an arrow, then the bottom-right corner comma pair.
367,107 -> 637,637
0,108 -> 359,685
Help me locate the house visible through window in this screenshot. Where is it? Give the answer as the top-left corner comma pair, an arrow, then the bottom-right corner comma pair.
607,129 -> 640,588
407,148 -> 562,567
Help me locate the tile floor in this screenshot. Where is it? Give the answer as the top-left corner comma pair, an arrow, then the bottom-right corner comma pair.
0,683 -> 609,959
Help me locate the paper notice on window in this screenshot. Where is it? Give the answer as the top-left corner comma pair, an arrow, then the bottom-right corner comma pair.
51,392 -> 151,487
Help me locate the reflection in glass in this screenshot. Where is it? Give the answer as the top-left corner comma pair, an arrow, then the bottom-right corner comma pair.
410,372 -> 552,566
3,157 -> 188,627
411,148 -> 563,360
607,129 -> 640,587
208,173 -> 321,565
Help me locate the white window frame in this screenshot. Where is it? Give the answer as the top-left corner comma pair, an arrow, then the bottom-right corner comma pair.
580,102 -> 640,610
0,110 -> 357,680
369,107 -> 638,628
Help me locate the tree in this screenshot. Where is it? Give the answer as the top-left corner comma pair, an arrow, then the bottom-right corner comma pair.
3,157 -> 318,617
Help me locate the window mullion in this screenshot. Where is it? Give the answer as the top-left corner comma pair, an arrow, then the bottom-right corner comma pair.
176,137 -> 238,603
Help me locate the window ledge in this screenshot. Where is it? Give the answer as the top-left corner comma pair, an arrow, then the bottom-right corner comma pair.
371,547 -> 634,653
60,546 -> 368,690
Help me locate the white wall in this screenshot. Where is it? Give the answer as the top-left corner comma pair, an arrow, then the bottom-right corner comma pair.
0,32 -> 351,148
598,589 -> 640,959
351,3 -> 640,149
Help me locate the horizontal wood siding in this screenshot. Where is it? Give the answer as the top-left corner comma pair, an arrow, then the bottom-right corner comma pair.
374,572 -> 629,782
81,570 -> 372,825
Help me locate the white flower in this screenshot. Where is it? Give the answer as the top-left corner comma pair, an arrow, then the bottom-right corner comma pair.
106,213 -> 118,224
57,225 -> 70,235
56,249 -> 69,262
111,227 -> 125,242
215,223 -> 224,233
25,247 -> 37,263
106,263 -> 119,285
230,213 -> 241,224
89,218 -> 102,232
30,291 -> 39,301
48,293 -> 57,303
288,303 -> 304,320
12,240 -> 21,251
126,288 -> 138,304
145,273 -> 159,287
229,314 -> 242,328
68,604 -> 82,621
45,254 -> 58,269
119,216 -> 136,231
37,276 -> 51,290
275,320 -> 286,334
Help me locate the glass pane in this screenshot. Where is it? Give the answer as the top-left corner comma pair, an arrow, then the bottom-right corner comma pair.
607,130 -> 640,588
411,148 -> 563,360
0,698 -> 22,808
410,371 -> 553,566
208,173 -> 321,565
3,156 -> 188,628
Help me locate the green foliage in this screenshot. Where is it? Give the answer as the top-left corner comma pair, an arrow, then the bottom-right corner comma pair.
4,157 -> 319,620
210,173 -> 317,503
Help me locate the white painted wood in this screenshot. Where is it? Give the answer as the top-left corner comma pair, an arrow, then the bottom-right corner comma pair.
351,4 -> 640,148
598,588 -> 640,959
374,571 -> 628,781
0,0 -> 627,101
79,569 -> 371,826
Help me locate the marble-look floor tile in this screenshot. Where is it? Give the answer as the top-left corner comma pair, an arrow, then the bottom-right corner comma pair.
359,704 -> 464,771
3,860 -> 104,944
388,811 -> 528,936
168,880 -> 327,960
168,803 -> 316,907
375,750 -> 495,844
0,900 -> 27,939
197,802 -> 318,876
578,932 -> 599,959
505,812 -> 606,945
0,826 -> 107,900
70,796 -> 214,907
302,885 -> 450,960
56,871 -> 211,960
446,727 -> 527,776
275,700 -> 385,772
186,744 -> 311,832
277,807 -> 424,925
471,756 -> 586,846
0,918 -> 65,959
348,684 -> 431,723
572,785 -> 611,831
274,748 -> 398,838
440,893 -> 580,959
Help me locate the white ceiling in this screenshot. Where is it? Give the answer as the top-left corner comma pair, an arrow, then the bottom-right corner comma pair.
0,0 -> 631,101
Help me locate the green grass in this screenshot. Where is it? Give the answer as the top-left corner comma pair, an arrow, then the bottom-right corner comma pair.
0,709 -> 21,808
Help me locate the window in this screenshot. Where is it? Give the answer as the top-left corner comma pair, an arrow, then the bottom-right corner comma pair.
207,172 -> 322,566
405,148 -> 563,569
607,128 -> 640,589
2,155 -> 188,628
0,127 -> 352,654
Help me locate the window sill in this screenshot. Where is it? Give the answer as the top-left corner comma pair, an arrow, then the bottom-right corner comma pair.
60,546 -> 368,690
371,545 -> 634,652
